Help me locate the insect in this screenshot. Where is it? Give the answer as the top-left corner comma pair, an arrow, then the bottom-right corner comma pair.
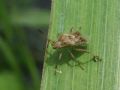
48,27 -> 101,72
49,28 -> 87,50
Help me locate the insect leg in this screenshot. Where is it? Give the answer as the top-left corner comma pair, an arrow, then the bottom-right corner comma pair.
68,50 -> 84,70
74,48 -> 89,53
59,52 -> 63,60
53,51 -> 63,74
75,48 -> 101,63
68,50 -> 75,59
54,65 -> 62,75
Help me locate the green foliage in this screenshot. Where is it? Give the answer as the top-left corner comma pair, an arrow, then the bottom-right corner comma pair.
41,0 -> 120,90
0,71 -> 24,90
11,9 -> 50,27
0,0 -> 50,90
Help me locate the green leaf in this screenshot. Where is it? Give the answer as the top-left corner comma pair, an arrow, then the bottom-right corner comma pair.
40,0 -> 119,90
0,38 -> 21,74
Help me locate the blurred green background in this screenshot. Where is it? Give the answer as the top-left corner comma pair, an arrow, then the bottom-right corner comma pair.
0,0 -> 50,90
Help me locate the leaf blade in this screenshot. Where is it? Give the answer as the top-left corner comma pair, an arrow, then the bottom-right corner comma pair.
40,0 -> 120,90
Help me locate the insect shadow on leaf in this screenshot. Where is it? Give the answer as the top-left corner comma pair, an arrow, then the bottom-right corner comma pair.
46,27 -> 101,74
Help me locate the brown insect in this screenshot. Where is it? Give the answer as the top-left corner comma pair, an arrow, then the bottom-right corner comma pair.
49,28 -> 88,50
48,28 -> 101,72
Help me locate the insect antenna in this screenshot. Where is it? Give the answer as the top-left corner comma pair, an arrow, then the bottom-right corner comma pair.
48,39 -> 55,46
